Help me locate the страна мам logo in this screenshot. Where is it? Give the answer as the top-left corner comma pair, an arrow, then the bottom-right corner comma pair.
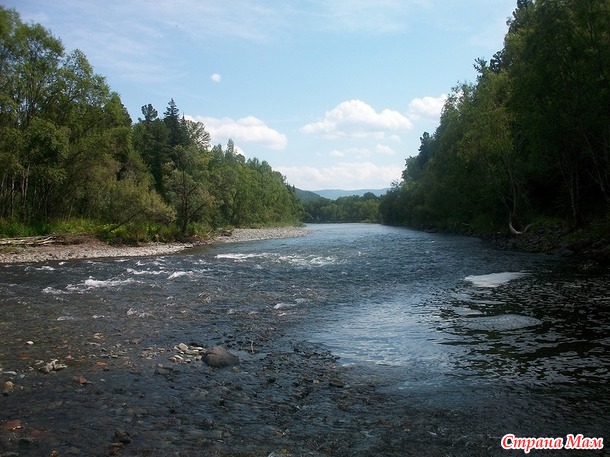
501,434 -> 604,453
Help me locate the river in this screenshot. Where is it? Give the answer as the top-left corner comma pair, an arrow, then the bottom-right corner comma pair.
1,223 -> 608,456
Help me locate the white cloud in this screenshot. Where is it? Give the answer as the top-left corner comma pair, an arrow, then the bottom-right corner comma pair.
187,115 -> 287,150
277,162 -> 403,190
408,94 -> 448,120
301,99 -> 413,139
308,0 -> 431,34
18,1 -> 284,87
375,144 -> 396,155
210,73 -> 222,83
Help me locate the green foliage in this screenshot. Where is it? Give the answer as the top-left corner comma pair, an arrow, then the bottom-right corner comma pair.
0,219 -> 41,237
0,7 -> 304,241
380,0 -> 610,234
303,193 -> 381,223
0,217 -> 104,237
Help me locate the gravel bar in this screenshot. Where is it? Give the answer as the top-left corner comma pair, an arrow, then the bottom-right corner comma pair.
0,227 -> 311,264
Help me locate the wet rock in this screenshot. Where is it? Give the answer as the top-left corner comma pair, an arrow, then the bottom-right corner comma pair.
73,375 -> 89,385
155,367 -> 171,376
202,346 -> 239,368
2,381 -> 14,395
18,436 -> 34,446
38,360 -> 68,373
2,419 -> 23,431
267,450 -> 292,457
108,442 -> 124,455
329,378 -> 345,388
113,429 -> 131,444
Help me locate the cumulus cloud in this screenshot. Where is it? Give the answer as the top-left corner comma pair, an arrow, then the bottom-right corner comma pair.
301,99 -> 413,139
276,162 -> 403,190
210,73 -> 222,82
187,115 -> 287,150
375,144 -> 396,155
327,145 -> 395,159
408,94 -> 448,120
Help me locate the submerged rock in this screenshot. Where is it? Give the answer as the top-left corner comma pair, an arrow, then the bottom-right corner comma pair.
202,346 -> 239,368
113,429 -> 131,444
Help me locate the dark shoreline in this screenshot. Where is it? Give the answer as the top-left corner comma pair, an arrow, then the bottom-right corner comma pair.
402,223 -> 610,268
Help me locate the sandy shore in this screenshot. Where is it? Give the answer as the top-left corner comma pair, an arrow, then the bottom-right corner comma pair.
0,227 -> 311,264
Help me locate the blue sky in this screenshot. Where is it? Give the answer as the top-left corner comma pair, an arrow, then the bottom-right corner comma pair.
5,0 -> 517,190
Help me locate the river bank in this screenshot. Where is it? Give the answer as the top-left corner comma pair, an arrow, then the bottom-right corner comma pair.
486,224 -> 610,267
0,227 -> 311,264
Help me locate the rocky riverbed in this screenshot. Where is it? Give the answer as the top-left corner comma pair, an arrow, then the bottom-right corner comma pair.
0,283 -> 486,457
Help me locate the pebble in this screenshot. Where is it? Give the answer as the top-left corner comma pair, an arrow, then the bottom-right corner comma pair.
329,379 -> 345,388
2,381 -> 14,396
38,360 -> 68,373
155,367 -> 171,376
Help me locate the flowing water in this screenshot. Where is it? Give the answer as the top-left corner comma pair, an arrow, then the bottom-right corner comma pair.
1,223 -> 608,455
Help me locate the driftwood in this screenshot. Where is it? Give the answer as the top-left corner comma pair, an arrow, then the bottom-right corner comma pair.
509,218 -> 533,235
0,236 -> 58,247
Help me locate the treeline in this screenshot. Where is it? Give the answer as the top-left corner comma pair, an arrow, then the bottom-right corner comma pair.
380,0 -> 610,235
303,193 -> 381,223
0,8 -> 302,240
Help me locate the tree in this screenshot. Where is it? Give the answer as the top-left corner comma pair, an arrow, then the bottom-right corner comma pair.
163,98 -> 189,148
0,7 -> 305,238
140,104 -> 158,124
133,104 -> 169,195
0,7 -> 136,223
380,0 -> 610,234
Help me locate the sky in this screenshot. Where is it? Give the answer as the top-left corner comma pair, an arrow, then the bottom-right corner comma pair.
4,0 -> 517,191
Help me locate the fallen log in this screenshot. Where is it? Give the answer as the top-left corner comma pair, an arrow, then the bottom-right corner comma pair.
0,235 -> 57,246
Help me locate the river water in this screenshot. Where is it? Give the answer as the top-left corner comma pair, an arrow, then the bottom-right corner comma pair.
1,223 -> 608,455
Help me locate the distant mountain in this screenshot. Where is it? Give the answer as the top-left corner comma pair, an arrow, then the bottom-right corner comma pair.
312,188 -> 389,200
294,188 -> 323,202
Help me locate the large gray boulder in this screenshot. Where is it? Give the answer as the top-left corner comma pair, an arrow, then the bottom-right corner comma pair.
203,346 -> 239,368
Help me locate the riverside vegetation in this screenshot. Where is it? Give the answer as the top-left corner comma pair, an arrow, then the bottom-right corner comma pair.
378,0 -> 610,262
0,7 -> 302,243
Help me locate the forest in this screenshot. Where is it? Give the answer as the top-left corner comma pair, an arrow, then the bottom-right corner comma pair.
380,0 -> 610,244
302,193 -> 382,223
0,7 -> 302,241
